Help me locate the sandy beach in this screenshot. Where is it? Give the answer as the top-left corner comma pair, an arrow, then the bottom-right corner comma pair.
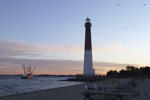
0,78 -> 149,100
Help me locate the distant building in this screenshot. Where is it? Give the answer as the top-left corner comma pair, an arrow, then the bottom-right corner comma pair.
83,18 -> 95,76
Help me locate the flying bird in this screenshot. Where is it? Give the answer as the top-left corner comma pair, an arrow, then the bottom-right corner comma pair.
117,4 -> 120,6
143,4 -> 146,6
124,27 -> 127,29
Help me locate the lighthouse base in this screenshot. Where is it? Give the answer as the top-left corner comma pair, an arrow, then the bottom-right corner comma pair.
84,50 -> 94,76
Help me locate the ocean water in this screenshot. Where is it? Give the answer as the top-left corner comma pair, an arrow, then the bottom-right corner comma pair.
0,76 -> 83,97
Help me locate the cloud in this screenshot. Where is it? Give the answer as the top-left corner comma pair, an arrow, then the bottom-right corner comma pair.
93,44 -> 124,53
0,57 -> 136,75
93,46 -> 112,52
128,51 -> 150,54
0,39 -> 125,58
0,39 -> 41,56
0,39 -> 83,57
111,44 -> 124,53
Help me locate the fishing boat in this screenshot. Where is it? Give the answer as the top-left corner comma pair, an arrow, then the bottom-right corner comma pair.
21,65 -> 36,79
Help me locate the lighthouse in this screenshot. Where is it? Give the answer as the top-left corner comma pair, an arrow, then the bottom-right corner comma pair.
84,18 -> 95,76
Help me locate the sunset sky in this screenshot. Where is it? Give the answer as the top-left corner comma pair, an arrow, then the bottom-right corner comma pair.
0,0 -> 150,75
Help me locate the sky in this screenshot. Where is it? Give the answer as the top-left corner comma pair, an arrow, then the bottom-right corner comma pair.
0,0 -> 150,75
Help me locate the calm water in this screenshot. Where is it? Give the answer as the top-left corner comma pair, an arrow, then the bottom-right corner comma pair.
0,76 -> 83,97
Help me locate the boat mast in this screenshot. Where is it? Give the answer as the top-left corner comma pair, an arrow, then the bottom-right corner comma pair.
31,66 -> 36,74
22,64 -> 26,75
29,65 -> 31,74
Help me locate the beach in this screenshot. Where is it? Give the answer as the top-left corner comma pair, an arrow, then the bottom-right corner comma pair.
0,78 -> 149,100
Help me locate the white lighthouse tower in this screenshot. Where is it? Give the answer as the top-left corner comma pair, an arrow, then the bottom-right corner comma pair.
83,18 -> 95,77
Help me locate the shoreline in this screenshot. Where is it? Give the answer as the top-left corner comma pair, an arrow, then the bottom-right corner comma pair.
0,78 -> 119,100
0,82 -> 86,100
0,76 -> 83,97
0,78 -> 149,100
0,82 -> 84,98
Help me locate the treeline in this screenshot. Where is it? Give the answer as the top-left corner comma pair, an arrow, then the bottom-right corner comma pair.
106,66 -> 150,78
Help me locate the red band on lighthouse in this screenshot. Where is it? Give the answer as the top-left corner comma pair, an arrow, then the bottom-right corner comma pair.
84,18 -> 92,50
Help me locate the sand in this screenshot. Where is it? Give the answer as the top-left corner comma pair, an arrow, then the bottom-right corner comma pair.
0,78 -> 149,100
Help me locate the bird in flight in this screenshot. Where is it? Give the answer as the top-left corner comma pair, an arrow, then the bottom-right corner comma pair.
124,27 -> 127,29
143,4 -> 146,6
117,4 -> 120,6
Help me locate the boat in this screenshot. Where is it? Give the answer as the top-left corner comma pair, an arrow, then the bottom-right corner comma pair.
21,73 -> 33,79
21,65 -> 36,79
